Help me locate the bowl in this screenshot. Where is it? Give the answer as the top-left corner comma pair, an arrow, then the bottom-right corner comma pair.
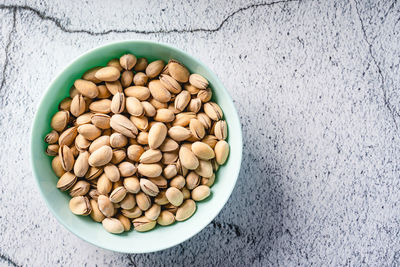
30,40 -> 242,253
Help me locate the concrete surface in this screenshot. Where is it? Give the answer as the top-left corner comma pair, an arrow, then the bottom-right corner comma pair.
0,0 -> 400,266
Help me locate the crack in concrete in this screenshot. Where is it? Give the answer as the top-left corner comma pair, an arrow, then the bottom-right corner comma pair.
0,8 -> 16,93
0,252 -> 21,267
0,0 -> 299,35
354,0 -> 399,130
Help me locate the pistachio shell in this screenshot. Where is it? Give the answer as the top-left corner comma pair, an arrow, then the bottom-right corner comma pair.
179,146 -> 199,170
130,115 -> 148,131
104,163 -> 120,182
189,74 -> 208,90
95,66 -> 120,82
123,177 -> 140,193
154,190 -> 169,205
46,144 -> 59,156
74,79 -> 99,99
154,109 -> 175,123
73,151 -> 90,177
202,135 -> 218,149
133,216 -> 156,232
82,66 -> 102,83
85,166 -> 103,180
168,126 -> 191,142
141,101 -> 156,117
98,195 -> 115,217
89,99 -> 112,113
174,90 -> 191,112
111,149 -> 126,164
69,196 -> 91,215
77,124 -> 101,141
109,186 -> 127,203
56,172 -> 77,191
118,161 -> 136,177
139,149 -> 162,164
148,176 -> 168,189
191,185 -> 211,201
135,192 -> 151,211
159,138 -> 179,152
145,60 -> 165,78
89,135 -> 110,153
165,187 -> 184,206
140,178 -> 159,196
137,163 -> 163,178
195,159 -> 213,178
134,58 -> 148,72
191,141 -> 215,160
148,80 -> 171,103
148,122 -> 168,149
90,199 -> 105,222
110,114 -> 138,138
204,102 -> 223,121
105,80 -> 123,95
163,164 -> 178,179
170,175 -> 186,189
120,193 -> 136,210
88,145 -> 113,167
70,94 -> 86,117
126,97 -> 144,116
197,88 -> 212,102
197,113 -> 212,129
137,131 -> 148,145
97,173 -> 113,194
168,60 -> 189,83
69,180 -> 90,197
120,54 -> 137,70
51,111 -> 69,132
75,113 -> 93,126
59,97 -> 72,111
215,140 -> 229,165
187,98 -> 202,113
121,206 -> 142,219
133,72 -> 149,86
189,119 -> 206,140
117,214 -> 131,231
186,171 -> 200,190
127,144 -> 145,162
160,74 -> 182,94
59,145 -> 74,171
102,218 -> 124,234
173,112 -> 196,127
111,92 -> 125,114
157,210 -> 176,226
97,85 -> 112,99
52,156 -> 66,177
121,70 -> 134,88
91,113 -> 110,129
125,86 -> 150,100
214,120 -> 227,140
145,204 -> 161,221
175,199 -> 196,221
110,133 -> 128,148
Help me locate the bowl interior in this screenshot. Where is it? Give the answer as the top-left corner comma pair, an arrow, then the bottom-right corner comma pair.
31,40 -> 242,253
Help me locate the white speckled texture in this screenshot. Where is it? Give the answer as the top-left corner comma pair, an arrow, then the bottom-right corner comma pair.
1,0 -> 400,265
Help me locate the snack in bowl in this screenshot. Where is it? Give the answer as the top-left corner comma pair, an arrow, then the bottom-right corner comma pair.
44,54 -> 230,234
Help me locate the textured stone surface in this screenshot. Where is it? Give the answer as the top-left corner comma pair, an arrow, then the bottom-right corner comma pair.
1,0 -> 400,265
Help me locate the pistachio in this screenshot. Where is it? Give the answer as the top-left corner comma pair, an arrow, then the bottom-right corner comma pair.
75,113 -> 93,126
102,218 -> 124,234
214,120 -> 227,140
88,145 -> 113,167
145,60 -> 165,78
44,130 -> 59,144
191,141 -> 215,160
70,85 -> 79,98
160,74 -> 182,94
110,114 -> 138,138
82,66 -> 102,83
154,109 -> 175,122
195,159 -> 213,178
145,204 -> 161,220
141,101 -> 156,117
164,203 -> 178,214
77,124 -> 101,141
186,171 -> 200,190
51,111 -> 69,132
117,214 -> 131,231
150,98 -> 168,109
97,173 -> 112,194
97,85 -> 112,99
125,97 -> 144,116
69,196 -> 91,215
74,79 -> 99,99
175,199 -> 196,221
157,210 -> 175,226
89,99 -> 112,113
70,94 -> 85,117
110,133 -> 128,148
46,144 -> 59,156
52,156 -> 66,177
197,113 -> 212,129
166,187 -> 184,206
85,166 -> 103,180
95,66 -> 120,82
173,112 -> 196,127
90,199 -> 105,222
91,113 -> 110,129
154,190 -> 169,205
176,159 -> 188,176
59,97 -> 72,111
107,58 -> 123,71
160,138 -> 179,152
197,88 -> 212,102
133,216 -> 156,232
189,74 -> 208,90
168,102 -> 180,114
189,119 -> 206,140
133,58 -> 148,71
162,152 -> 179,165
168,126 -> 191,142
137,131 -> 148,145
56,172 -> 77,191
59,145 -> 74,171
89,189 -> 101,201
136,192 -> 151,211
148,122 -> 167,149
188,98 -> 202,113
174,90 -> 191,112
103,163 -> 120,182
182,187 -> 191,199
163,164 -> 178,179
137,163 -> 163,177
204,102 -> 223,121
110,92 -> 125,114
69,180 -> 90,197
148,80 -> 171,102
127,144 -> 145,162
118,161 -> 136,177
123,177 -> 140,193
120,193 -> 136,210
202,135 -> 218,149
130,115 -> 148,131
179,146 -> 199,170
121,70 -> 134,88
139,149 -> 162,164
98,195 -> 115,217
121,206 -> 142,219
184,83 -> 200,94
74,151 -> 90,177
133,72 -> 149,86
105,80 -> 123,95
70,145 -> 79,157
89,135 -> 110,153
124,86 -> 150,100
148,176 -> 168,189
168,60 -> 189,83
192,185 -> 211,201
140,178 -> 159,197
110,186 -> 127,203
111,149 -> 126,164
170,175 -> 186,189
215,140 -> 229,165
120,54 -> 137,70
58,127 -> 78,147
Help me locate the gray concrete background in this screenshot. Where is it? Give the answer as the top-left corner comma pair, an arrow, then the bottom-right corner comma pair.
1,0 -> 400,266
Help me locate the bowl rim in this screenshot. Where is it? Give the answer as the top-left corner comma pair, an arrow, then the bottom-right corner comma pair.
30,40 -> 243,253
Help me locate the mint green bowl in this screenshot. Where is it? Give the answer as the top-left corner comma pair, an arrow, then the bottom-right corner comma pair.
30,40 -> 242,253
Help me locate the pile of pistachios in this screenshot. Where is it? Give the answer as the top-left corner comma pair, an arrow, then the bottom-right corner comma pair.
44,54 -> 229,234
